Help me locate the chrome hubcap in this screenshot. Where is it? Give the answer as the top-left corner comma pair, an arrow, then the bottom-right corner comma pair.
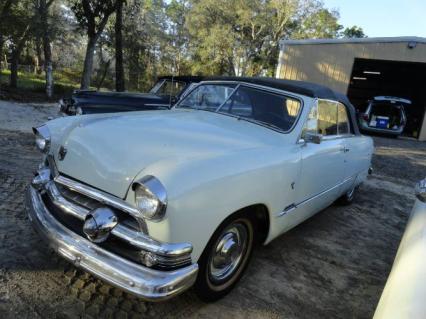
209,223 -> 248,282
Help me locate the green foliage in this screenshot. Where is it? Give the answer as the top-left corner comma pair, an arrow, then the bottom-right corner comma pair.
0,69 -> 78,94
341,26 -> 366,38
70,0 -> 116,34
0,0 -> 367,98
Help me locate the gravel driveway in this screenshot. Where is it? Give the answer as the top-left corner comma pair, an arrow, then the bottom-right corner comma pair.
0,101 -> 425,318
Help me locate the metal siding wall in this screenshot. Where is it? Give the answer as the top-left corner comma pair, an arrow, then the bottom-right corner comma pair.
277,42 -> 426,140
278,42 -> 426,93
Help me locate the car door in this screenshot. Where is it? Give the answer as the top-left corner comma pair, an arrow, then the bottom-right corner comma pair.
337,102 -> 357,193
290,99 -> 346,225
338,102 -> 373,193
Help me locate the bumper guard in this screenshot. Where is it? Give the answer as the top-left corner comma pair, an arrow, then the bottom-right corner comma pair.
26,186 -> 198,301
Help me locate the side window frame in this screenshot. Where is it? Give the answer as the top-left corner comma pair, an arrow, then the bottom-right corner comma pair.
337,102 -> 352,136
300,99 -> 355,142
317,99 -> 338,138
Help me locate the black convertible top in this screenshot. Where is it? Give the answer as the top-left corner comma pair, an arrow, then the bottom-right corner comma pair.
159,76 -> 339,100
158,75 -> 360,134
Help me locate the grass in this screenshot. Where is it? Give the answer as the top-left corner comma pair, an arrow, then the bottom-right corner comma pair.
0,69 -> 80,102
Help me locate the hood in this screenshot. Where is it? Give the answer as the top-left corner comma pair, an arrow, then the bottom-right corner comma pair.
73,91 -> 169,107
53,110 -> 284,198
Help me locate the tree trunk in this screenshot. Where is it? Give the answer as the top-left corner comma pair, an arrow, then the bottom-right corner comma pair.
41,0 -> 54,98
81,37 -> 97,90
35,37 -> 43,74
0,35 -> 3,74
97,59 -> 111,91
44,41 -> 53,98
9,23 -> 30,88
10,49 -> 19,88
115,0 -> 125,92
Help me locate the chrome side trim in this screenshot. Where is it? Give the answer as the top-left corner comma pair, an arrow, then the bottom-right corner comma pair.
26,186 -> 198,301
54,175 -> 147,231
277,176 -> 354,217
44,179 -> 193,258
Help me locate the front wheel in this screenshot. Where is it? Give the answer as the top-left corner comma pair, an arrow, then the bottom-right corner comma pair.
194,215 -> 254,302
338,184 -> 356,205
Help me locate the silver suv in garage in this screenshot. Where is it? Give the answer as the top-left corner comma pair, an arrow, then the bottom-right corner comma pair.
358,96 -> 410,137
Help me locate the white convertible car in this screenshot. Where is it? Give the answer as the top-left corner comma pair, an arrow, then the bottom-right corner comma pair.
374,178 -> 426,319
26,77 -> 373,301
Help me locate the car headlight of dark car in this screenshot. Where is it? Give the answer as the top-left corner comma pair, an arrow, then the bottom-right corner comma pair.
32,125 -> 51,153
132,176 -> 167,221
415,178 -> 426,202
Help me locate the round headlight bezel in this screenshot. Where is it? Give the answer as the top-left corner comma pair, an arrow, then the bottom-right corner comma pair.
132,176 -> 167,221
32,125 -> 51,153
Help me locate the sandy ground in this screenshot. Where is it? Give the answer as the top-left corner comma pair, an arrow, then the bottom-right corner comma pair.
0,100 -> 58,133
0,100 -> 425,318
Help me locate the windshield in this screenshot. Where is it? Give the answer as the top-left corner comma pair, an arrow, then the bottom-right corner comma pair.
178,84 -> 236,111
150,79 -> 187,97
177,83 -> 303,132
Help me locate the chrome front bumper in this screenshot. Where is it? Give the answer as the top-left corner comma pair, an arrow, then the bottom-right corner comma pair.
26,186 -> 198,301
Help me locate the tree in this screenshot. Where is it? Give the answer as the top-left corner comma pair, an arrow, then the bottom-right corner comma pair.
341,26 -> 366,38
185,0 -> 237,75
0,0 -> 13,74
6,0 -> 34,88
293,7 -> 343,39
71,0 -> 117,89
35,0 -> 55,97
115,0 -> 125,91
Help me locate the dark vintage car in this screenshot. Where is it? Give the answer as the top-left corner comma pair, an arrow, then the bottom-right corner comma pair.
59,76 -> 203,115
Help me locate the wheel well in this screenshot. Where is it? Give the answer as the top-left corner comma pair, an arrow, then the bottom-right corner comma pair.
235,204 -> 270,244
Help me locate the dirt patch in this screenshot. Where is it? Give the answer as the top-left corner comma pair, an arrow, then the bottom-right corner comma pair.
0,117 -> 425,318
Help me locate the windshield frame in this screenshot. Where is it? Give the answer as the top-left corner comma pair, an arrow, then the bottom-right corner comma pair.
150,79 -> 187,97
174,80 -> 305,134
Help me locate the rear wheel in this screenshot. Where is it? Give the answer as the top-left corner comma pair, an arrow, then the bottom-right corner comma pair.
338,185 -> 356,205
194,214 -> 255,302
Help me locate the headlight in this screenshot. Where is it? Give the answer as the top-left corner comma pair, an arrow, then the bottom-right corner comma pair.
132,176 -> 167,221
75,106 -> 83,115
67,104 -> 83,115
415,178 -> 426,202
32,125 -> 51,153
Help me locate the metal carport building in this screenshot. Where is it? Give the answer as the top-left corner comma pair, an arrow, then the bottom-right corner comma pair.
275,37 -> 426,140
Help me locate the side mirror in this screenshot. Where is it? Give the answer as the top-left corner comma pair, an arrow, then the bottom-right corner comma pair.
305,132 -> 323,144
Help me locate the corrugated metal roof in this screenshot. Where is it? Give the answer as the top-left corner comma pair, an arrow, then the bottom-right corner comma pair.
280,36 -> 426,47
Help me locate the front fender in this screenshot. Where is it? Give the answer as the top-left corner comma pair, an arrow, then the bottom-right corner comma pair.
128,145 -> 301,262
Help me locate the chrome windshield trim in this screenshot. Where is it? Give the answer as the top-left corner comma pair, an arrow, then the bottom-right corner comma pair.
175,81 -> 304,134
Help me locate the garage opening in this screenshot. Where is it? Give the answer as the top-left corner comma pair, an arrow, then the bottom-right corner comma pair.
347,58 -> 426,138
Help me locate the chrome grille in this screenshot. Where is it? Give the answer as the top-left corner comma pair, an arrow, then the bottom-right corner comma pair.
56,183 -> 99,210
38,157 -> 193,269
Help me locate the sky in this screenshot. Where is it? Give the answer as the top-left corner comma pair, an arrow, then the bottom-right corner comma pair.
322,0 -> 426,38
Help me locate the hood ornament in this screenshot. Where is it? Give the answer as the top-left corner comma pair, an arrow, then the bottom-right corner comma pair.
83,207 -> 118,243
58,145 -> 67,161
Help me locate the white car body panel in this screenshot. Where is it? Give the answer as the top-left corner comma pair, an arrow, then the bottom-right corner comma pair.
44,90 -> 373,262
374,199 -> 426,319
